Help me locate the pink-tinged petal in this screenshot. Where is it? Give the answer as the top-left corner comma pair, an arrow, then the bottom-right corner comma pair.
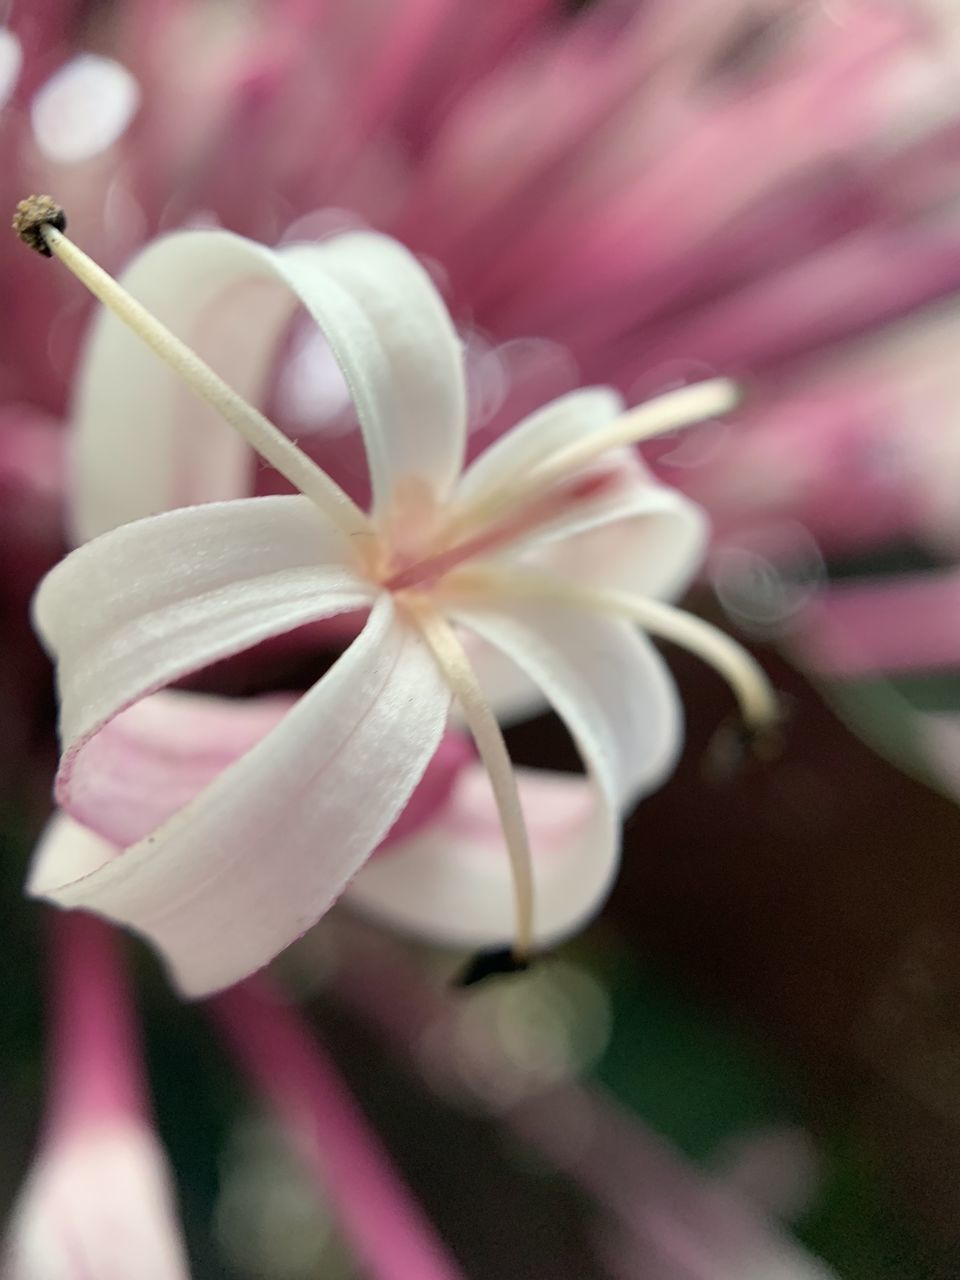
453,389 -> 706,723
29,598 -> 451,997
792,572 -> 960,677
459,387 -> 708,599
348,766 -> 611,948
381,730 -> 475,847
32,495 -> 373,777
66,690 -> 296,847
500,450 -> 708,602
363,594 -> 683,947
72,227 -> 465,538
2,1122 -> 190,1280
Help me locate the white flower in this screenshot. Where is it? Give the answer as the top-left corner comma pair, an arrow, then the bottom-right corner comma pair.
23,210 -> 774,997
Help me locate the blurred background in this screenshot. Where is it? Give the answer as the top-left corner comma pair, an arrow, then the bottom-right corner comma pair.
3,1 -> 960,1276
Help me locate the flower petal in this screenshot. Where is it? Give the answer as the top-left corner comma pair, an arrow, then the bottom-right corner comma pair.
73,228 -> 466,538
347,767 -> 612,948
455,593 -> 683,804
2,1121 -> 190,1280
462,459 -> 706,723
502,449 -> 708,600
456,386 -> 625,506
29,597 -> 451,997
351,594 -> 682,948
453,389 -> 706,721
279,234 -> 467,512
72,233 -> 284,539
33,495 -> 373,783
64,691 -> 296,848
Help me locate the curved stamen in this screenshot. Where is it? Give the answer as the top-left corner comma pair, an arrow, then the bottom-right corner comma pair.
447,567 -> 780,733
443,379 -> 739,542
23,212 -> 372,539
409,604 -> 535,959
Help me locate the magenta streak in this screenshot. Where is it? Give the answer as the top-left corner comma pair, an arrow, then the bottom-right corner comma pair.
793,571 -> 960,677
210,979 -> 467,1280
45,913 -> 146,1139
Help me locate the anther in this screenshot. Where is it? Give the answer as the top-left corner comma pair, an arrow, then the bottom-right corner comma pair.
12,195 -> 66,257
454,948 -> 533,988
703,696 -> 791,783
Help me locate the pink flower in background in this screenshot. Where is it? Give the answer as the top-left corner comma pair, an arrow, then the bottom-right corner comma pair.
1,910 -> 190,1280
3,3 -> 960,1273
2,0 -> 960,808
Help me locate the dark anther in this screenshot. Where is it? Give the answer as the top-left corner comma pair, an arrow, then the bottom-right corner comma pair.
453,947 -> 533,988
703,696 -> 791,783
12,195 -> 67,257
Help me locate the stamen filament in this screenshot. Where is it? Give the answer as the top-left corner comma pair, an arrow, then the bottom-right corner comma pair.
410,605 -> 535,958
38,223 -> 372,538
445,379 -> 739,541
450,568 -> 779,732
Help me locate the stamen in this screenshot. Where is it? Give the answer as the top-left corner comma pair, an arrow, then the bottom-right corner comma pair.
409,605 -> 535,959
450,568 -> 781,735
445,379 -> 739,541
12,198 -> 372,539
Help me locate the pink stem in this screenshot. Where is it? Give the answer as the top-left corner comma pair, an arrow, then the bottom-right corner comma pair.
44,911 -> 146,1138
209,978 -> 467,1280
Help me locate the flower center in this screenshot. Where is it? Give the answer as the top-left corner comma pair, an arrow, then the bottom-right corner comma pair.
374,466 -> 624,595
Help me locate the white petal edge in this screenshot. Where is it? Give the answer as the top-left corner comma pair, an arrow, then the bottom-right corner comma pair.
33,495 -> 373,771
29,597 -> 451,997
72,228 -> 466,539
350,596 -> 682,948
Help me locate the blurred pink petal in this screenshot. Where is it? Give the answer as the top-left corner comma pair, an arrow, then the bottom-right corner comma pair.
793,572 -> 960,677
2,912 -> 188,1280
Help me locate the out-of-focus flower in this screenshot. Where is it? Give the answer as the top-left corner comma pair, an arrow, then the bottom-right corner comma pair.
1,908 -> 189,1280
3,1 -> 960,804
24,217 -> 775,996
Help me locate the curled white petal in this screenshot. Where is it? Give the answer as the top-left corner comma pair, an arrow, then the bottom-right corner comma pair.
29,599 -> 451,997
72,228 -> 465,538
351,595 -> 681,947
33,496 -> 372,769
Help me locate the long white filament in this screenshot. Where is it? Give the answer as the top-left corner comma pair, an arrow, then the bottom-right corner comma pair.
453,568 -> 780,732
411,605 -> 535,958
41,225 -> 373,539
445,379 -> 739,539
